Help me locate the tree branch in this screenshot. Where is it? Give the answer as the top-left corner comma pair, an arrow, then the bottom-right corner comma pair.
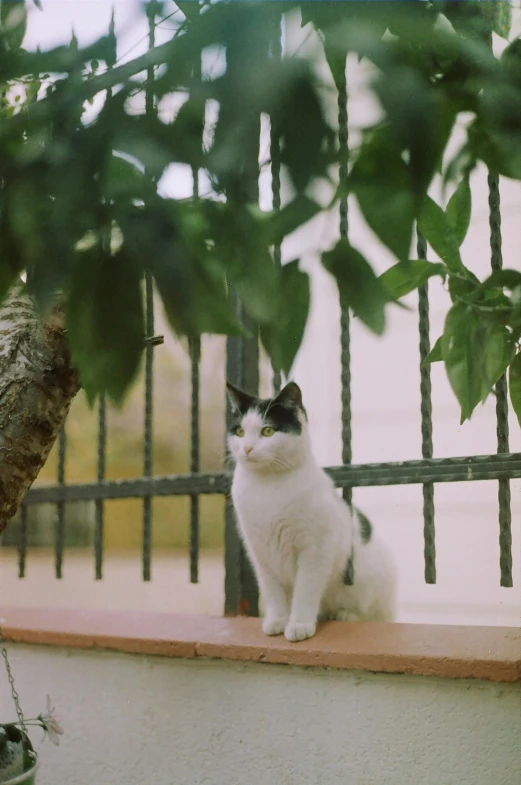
0,291 -> 80,532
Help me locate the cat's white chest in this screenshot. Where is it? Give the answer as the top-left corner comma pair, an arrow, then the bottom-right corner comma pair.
232,472 -> 284,521
231,469 -> 307,584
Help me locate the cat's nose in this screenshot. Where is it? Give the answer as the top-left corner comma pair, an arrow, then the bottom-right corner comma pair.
243,446 -> 253,456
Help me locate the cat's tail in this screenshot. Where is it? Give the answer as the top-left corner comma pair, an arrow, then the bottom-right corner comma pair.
350,507 -> 397,622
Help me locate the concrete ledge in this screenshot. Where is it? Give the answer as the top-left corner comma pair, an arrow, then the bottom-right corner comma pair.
1,606 -> 519,682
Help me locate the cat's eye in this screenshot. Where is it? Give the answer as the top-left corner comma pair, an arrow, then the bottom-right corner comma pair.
234,426 -> 245,437
261,426 -> 275,437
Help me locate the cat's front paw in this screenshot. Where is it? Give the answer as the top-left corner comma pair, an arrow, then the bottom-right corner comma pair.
284,620 -> 317,642
262,616 -> 287,636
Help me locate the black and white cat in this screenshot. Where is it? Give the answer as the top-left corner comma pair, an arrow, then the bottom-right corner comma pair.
227,381 -> 396,642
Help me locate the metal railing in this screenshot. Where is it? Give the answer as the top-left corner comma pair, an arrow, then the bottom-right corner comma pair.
7,12 -> 518,612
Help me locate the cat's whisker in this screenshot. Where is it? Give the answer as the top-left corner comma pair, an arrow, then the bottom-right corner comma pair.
269,456 -> 293,471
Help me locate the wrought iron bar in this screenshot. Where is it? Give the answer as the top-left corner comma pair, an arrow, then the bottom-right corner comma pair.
188,41 -> 201,579
189,337 -> 200,583
24,453 -> 521,504
93,9 -> 116,581
94,393 -> 106,580
337,56 -> 355,585
54,428 -> 66,579
488,172 -> 512,587
338,57 -> 352,513
225,292 -> 260,616
271,11 -> 282,396
17,504 -> 27,579
417,231 -> 436,584
222,28 -> 262,617
142,5 -> 156,582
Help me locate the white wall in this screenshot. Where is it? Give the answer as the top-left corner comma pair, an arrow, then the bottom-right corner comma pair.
5,644 -> 521,785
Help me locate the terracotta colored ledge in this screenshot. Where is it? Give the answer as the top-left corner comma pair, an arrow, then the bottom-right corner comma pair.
1,606 -> 520,683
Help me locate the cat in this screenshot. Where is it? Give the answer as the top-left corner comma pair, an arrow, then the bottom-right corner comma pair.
227,380 -> 396,642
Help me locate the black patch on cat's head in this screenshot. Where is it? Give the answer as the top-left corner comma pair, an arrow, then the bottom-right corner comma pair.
226,382 -> 255,415
226,381 -> 306,435
274,382 -> 304,410
357,510 -> 373,544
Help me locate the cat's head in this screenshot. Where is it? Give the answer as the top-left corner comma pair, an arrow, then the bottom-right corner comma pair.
226,381 -> 309,472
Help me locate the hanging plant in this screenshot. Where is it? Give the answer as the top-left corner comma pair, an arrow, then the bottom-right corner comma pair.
1,614 -> 63,784
0,696 -> 63,784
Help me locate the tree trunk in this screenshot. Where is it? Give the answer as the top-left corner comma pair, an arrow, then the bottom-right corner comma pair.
0,291 -> 80,533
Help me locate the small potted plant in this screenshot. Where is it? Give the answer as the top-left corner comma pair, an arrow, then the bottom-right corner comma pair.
0,697 -> 63,784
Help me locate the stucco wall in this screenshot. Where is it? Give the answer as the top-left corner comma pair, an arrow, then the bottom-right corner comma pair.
4,644 -> 520,785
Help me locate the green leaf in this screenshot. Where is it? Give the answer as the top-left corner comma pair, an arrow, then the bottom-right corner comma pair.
322,16 -> 392,74
300,3 -> 348,29
374,65 -> 454,199
443,144 -> 476,190
442,303 -> 514,423
441,2 -> 491,42
275,63 -> 330,192
113,114 -> 192,181
322,239 -> 386,335
231,245 -> 281,325
169,96 -> 205,168
322,38 -> 346,92
0,218 -> 24,304
0,266 -> 18,304
379,259 -> 446,301
508,353 -> 521,428
67,248 -> 144,405
8,173 -> 74,311
302,5 -> 389,89
446,176 -> 471,247
145,1 -> 165,20
260,260 -> 310,376
422,335 -> 443,366
387,1 -> 438,39
159,257 -> 242,338
468,122 -> 521,181
175,1 -> 201,19
477,269 -> 521,294
104,154 -> 152,202
205,203 -> 281,324
301,2 -> 390,45
501,38 -> 521,90
482,80 -> 521,134
257,195 -> 321,246
448,269 -> 517,315
442,305 -> 484,422
483,323 -> 515,391
448,272 -> 480,304
120,207 -> 242,338
1,0 -> 27,50
418,196 -> 465,273
350,131 -> 415,262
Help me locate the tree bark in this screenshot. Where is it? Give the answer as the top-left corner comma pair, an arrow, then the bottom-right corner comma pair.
0,291 -> 80,533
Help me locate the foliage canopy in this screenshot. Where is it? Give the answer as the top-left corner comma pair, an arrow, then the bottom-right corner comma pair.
0,0 -> 520,426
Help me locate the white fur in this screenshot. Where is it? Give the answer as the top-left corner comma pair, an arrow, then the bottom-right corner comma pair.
228,406 -> 396,642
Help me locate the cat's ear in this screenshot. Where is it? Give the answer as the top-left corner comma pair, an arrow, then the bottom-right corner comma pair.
274,381 -> 303,409
226,382 -> 255,414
